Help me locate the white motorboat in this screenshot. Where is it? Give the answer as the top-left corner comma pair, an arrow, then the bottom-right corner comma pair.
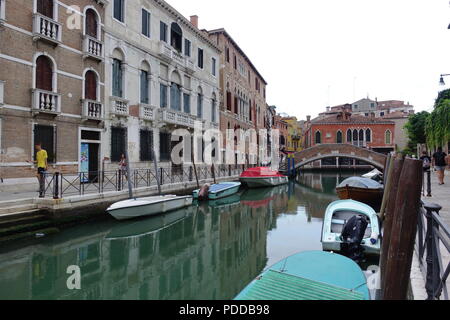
106,195 -> 193,221
240,167 -> 288,188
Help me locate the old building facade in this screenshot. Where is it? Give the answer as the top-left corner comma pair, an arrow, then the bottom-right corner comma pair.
207,28 -> 267,165
103,0 -> 220,172
0,0 -> 106,178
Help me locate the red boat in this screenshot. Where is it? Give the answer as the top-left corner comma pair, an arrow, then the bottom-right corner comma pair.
240,167 -> 289,188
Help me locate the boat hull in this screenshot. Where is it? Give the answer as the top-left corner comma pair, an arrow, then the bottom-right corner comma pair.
106,196 -> 193,221
193,182 -> 241,200
336,186 -> 383,211
321,200 -> 381,255
240,176 -> 288,188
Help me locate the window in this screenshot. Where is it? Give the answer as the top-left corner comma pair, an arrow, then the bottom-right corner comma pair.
170,83 -> 181,111
37,0 -> 54,19
111,127 -> 126,162
315,131 -> 321,144
366,129 -> 372,143
140,129 -> 153,161
336,131 -> 343,144
34,124 -> 55,163
211,98 -> 216,122
112,58 -> 123,97
234,96 -> 238,114
85,9 -> 98,38
212,58 -> 216,76
160,84 -> 167,108
85,71 -> 97,100
159,132 -> 171,161
198,48 -> 204,68
183,93 -> 190,114
36,55 -> 53,91
140,70 -> 149,104
170,22 -> 182,52
380,112 -> 385,117
225,47 -> 230,62
233,54 -> 237,69
197,94 -> 203,118
141,9 -> 150,38
359,129 -> 364,146
184,39 -> 191,57
347,129 -> 352,143
385,130 -> 392,144
160,21 -> 167,42
226,91 -> 232,111
113,0 -> 124,22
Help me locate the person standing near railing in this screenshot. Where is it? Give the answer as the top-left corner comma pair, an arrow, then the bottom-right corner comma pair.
432,147 -> 448,185
27,143 -> 48,198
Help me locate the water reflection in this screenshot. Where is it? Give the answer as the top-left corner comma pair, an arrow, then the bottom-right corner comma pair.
0,171 -> 367,300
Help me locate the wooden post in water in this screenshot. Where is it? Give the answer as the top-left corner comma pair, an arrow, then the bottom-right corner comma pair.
379,154 -> 395,220
191,147 -> 200,189
382,158 -> 423,300
379,156 -> 404,293
124,149 -> 134,199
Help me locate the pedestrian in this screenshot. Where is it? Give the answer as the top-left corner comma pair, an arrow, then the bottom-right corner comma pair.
119,153 -> 128,178
432,147 -> 448,185
420,151 -> 431,172
27,143 -> 48,197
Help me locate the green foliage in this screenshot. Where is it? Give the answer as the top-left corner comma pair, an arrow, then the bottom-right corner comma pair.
435,89 -> 450,106
404,111 -> 429,153
426,99 -> 450,149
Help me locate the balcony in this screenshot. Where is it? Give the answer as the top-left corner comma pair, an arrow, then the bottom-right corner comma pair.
292,134 -> 302,140
32,13 -> 62,45
139,104 -> 157,121
159,109 -> 196,128
158,41 -> 196,74
82,99 -> 103,121
0,0 -> 5,24
32,89 -> 61,115
185,59 -> 196,74
110,96 -> 129,118
83,35 -> 104,61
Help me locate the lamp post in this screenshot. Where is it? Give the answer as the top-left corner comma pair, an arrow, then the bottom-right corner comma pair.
439,74 -> 450,86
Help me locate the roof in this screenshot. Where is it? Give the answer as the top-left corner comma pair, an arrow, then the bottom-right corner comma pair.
382,111 -> 411,119
208,28 -> 268,84
312,113 -> 395,125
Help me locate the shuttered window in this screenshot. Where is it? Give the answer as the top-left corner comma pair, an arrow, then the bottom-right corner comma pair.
142,9 -> 150,38
184,39 -> 191,57
86,9 -> 98,38
34,124 -> 55,163
140,70 -> 149,104
159,132 -> 171,161
36,56 -> 53,91
112,59 -> 123,97
85,71 -> 97,100
198,48 -> 204,68
140,129 -> 153,161
160,21 -> 167,42
37,0 -> 53,19
111,127 -> 126,162
113,0 -> 124,22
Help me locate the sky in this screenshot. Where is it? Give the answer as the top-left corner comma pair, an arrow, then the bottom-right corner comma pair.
167,0 -> 450,120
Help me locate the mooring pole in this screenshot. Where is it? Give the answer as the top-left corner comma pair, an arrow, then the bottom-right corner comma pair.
382,158 -> 423,300
191,148 -> 200,189
379,154 -> 395,220
151,147 -> 162,196
124,149 -> 134,199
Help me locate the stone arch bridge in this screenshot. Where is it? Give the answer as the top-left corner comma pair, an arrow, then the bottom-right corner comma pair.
289,144 -> 388,170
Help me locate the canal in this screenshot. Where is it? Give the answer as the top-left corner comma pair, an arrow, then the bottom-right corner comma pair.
0,171 -> 378,300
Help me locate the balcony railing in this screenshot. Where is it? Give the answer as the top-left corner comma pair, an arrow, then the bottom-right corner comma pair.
110,96 -> 129,117
139,104 -> 157,121
185,59 -> 195,74
82,99 -> 103,121
83,35 -> 104,61
0,0 -> 5,24
32,13 -> 62,44
158,41 -> 196,74
32,89 -> 61,115
159,108 -> 196,128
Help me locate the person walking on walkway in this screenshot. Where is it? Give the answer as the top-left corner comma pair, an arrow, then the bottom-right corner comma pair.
28,143 -> 48,197
432,147 -> 448,185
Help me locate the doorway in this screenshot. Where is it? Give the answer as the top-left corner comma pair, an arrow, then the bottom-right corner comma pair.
80,130 -> 101,183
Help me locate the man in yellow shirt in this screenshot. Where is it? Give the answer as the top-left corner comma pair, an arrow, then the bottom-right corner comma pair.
28,143 -> 48,197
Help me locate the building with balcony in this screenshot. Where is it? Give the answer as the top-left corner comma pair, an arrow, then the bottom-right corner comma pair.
0,0 -> 106,179
281,116 -> 303,153
103,0 -> 220,170
207,28 -> 268,166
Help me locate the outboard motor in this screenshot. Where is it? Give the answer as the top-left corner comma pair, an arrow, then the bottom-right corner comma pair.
198,184 -> 210,201
340,215 -> 368,262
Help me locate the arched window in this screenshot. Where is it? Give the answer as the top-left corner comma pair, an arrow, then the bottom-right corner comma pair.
347,129 -> 352,143
385,130 -> 392,144
359,129 -> 364,146
84,70 -> 97,100
85,9 -> 98,38
197,87 -> 203,118
353,129 -> 358,145
36,55 -> 53,91
315,131 -> 322,144
170,22 -> 183,52
37,0 -> 54,19
366,129 -> 372,143
336,131 -> 343,144
211,93 -> 217,123
170,83 -> 181,111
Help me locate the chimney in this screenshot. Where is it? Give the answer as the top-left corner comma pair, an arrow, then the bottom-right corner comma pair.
190,15 -> 199,28
306,115 -> 311,122
326,106 -> 331,112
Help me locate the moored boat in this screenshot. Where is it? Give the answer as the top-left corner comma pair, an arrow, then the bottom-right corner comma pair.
336,177 -> 384,211
240,167 -> 288,188
193,182 -> 241,200
235,251 -> 370,300
106,195 -> 193,221
321,199 -> 381,256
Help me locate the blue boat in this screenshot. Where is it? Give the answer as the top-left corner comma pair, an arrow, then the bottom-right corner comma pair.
193,182 -> 241,200
235,251 -> 370,300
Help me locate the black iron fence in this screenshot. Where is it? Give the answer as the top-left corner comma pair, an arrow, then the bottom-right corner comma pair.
416,202 -> 450,300
39,164 -> 246,199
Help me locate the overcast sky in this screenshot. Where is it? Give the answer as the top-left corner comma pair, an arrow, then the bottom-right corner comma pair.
168,0 -> 450,120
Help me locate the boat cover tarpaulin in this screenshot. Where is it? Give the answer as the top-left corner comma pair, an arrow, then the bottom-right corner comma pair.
209,183 -> 239,193
338,177 -> 383,190
240,167 -> 286,178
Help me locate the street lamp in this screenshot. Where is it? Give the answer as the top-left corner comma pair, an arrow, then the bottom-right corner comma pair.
439,74 -> 450,86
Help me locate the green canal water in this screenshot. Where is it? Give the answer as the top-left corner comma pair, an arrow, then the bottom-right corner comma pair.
0,172 -> 378,300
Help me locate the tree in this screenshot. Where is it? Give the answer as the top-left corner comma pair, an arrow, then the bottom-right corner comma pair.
404,111 -> 429,154
426,99 -> 450,149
